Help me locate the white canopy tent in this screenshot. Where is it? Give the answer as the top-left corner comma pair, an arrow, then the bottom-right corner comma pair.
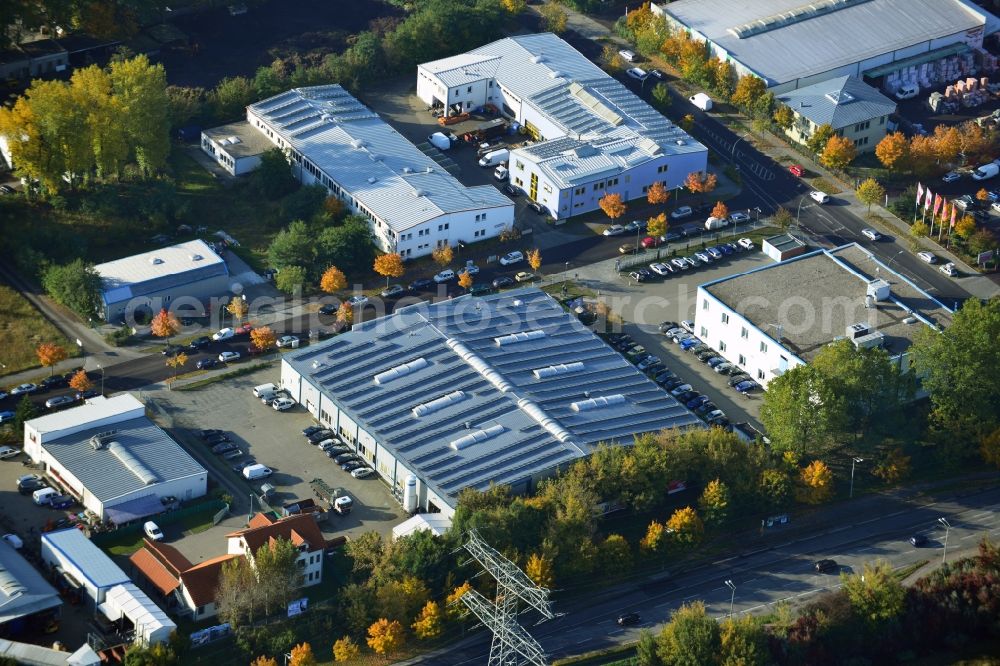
97,583 -> 176,646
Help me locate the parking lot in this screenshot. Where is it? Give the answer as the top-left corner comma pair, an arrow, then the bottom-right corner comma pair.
146,367 -> 407,559
561,233 -> 773,429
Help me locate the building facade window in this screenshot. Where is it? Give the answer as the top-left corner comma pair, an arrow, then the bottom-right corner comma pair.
759,341 -> 768,353
738,354 -> 747,366
740,326 -> 748,339
719,341 -> 726,351
700,326 -> 708,337
721,313 -> 729,324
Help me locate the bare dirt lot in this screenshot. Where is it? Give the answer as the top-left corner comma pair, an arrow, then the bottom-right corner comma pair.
160,0 -> 401,87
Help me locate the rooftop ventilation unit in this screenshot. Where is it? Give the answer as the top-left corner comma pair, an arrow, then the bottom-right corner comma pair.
402,167 -> 412,174
89,429 -> 118,451
227,136 -> 241,144
0,568 -> 25,597
533,362 -> 585,380
189,254 -> 203,261
853,331 -> 885,350
549,70 -> 563,79
149,257 -> 163,265
446,339 -> 513,393
367,176 -> 377,184
532,54 -> 545,64
511,299 -> 523,307
494,329 -> 546,347
373,357 -> 428,386
450,424 -> 505,451
867,278 -> 890,302
350,139 -> 365,149
570,394 -> 626,412
412,390 -> 466,418
846,322 -> 869,340
109,441 -> 158,485
824,90 -> 855,105
414,189 -> 427,197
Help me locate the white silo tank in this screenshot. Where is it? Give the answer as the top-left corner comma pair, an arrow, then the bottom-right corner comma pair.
403,475 -> 418,514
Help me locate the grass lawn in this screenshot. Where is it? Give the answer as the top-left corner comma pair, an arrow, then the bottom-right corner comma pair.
0,282 -> 75,378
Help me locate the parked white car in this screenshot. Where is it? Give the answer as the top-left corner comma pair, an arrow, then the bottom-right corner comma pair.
143,521 -> 164,541
649,262 -> 673,276
626,67 -> 648,80
347,295 -> 368,307
272,397 -> 295,411
670,206 -> 693,220
276,335 -> 299,348
212,327 -> 234,341
433,269 -> 456,283
917,251 -> 937,264
603,224 -> 626,236
939,262 -> 957,276
499,251 -> 524,266
941,171 -> 961,183
737,238 -> 755,250
218,351 -> 241,363
730,211 -> 751,223
0,446 -> 20,460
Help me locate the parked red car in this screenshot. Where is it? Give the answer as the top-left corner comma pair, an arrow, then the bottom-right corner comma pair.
641,236 -> 663,249
235,323 -> 254,335
788,164 -> 805,177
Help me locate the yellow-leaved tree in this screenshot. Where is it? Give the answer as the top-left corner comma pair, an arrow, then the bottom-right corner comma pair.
226,297 -> 248,326
332,636 -> 359,662
320,266 -> 348,294
367,618 -> 405,657
432,244 -> 453,268
445,582 -> 472,621
527,248 -> 542,271
412,600 -> 444,640
36,342 -> 68,375
640,519 -> 667,555
647,213 -> 668,237
458,271 -> 473,291
288,642 -> 316,666
373,253 -> 405,288
685,171 -> 717,193
250,326 -> 277,353
820,135 -> 857,170
165,352 -> 188,390
336,301 -> 353,327
872,448 -> 912,483
250,657 -> 278,666
797,460 -> 834,504
666,506 -> 704,547
525,552 -> 554,588
150,308 -> 180,341
598,193 -> 627,221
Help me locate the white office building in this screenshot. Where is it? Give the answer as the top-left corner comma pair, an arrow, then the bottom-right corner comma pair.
23,394 -> 208,523
694,244 -> 954,388
240,85 -> 514,259
417,33 -> 708,221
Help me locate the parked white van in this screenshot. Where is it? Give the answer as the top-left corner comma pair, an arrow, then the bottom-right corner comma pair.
478,149 -> 509,168
705,216 -> 731,230
243,464 -> 273,480
33,487 -> 60,506
252,383 -> 277,398
618,49 -> 637,63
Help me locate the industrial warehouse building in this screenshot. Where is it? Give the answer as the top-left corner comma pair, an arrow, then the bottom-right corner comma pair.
203,85 -> 514,259
41,528 -> 176,646
94,239 -> 232,323
280,288 -> 702,517
417,33 -> 708,221
0,538 -> 61,635
23,394 -> 208,523
652,0 -> 998,94
694,244 -> 953,388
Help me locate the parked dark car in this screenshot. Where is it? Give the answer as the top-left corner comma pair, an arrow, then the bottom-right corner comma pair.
728,374 -> 752,387
40,375 -> 69,390
17,476 -> 47,494
49,494 -> 76,510
408,278 -> 435,292
75,389 -> 100,401
526,201 -> 547,215
212,442 -> 239,455
341,460 -> 364,472
308,430 -> 335,444
662,379 -> 685,392
686,395 -> 710,409
161,345 -> 183,357
197,358 -> 220,370
334,453 -> 358,465
734,380 -> 760,393
319,303 -> 338,315
675,390 -> 698,404
199,429 -> 224,439
910,534 -> 928,547
492,276 -> 515,289
695,402 -> 717,416
189,336 -> 212,349
204,433 -> 230,445
302,425 -> 325,437
503,184 -> 521,197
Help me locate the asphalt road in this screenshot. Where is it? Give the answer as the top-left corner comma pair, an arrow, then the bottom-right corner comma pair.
407,485 -> 1000,664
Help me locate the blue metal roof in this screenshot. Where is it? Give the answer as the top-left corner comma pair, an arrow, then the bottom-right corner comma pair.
284,288 -> 701,505
41,528 -> 130,592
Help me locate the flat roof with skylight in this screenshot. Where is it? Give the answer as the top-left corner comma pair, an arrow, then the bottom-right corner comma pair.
283,288 -> 701,508
94,239 -> 227,303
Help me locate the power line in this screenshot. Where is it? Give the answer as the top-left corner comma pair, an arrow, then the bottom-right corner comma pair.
458,529 -> 554,666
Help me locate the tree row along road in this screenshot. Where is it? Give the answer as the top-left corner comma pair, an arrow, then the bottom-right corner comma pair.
406,485 -> 1000,664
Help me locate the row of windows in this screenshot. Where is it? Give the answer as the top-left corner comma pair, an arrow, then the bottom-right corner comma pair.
853,120 -> 871,132
853,136 -> 870,148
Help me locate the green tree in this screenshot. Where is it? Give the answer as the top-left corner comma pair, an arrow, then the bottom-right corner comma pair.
758,468 -> 792,511
697,479 -> 730,527
341,583 -> 377,636
773,206 -> 792,231
376,576 -> 430,626
652,82 -> 672,110
268,220 -> 317,270
596,534 -> 632,577
42,259 -> 102,319
856,177 -> 886,214
760,365 -> 848,457
165,85 -> 206,128
211,76 -> 255,120
636,628 -> 662,666
216,558 -> 260,628
539,1 -> 568,34
253,537 -> 303,616
657,601 -> 720,666
123,642 -> 178,666
254,148 -> 299,200
109,54 -> 170,175
252,63 -> 289,100
806,123 -> 835,154
275,266 -> 307,294
911,297 -> 1000,445
841,559 -> 905,626
317,216 -> 376,276
14,395 -> 38,433
279,184 -> 328,224
719,615 -> 769,666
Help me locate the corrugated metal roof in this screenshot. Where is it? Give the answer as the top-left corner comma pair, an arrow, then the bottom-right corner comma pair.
777,76 -> 896,129
32,406 -> 206,504
422,34 -> 706,190
94,239 -> 227,303
284,288 -> 701,507
661,0 -> 989,86
248,85 -> 512,234
0,540 -> 61,624
41,528 -> 130,591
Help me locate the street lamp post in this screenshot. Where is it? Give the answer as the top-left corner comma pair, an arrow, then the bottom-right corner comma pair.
731,133 -> 751,163
938,517 -> 951,565
725,579 -> 736,618
850,457 -> 864,499
96,364 -> 105,395
796,196 -> 808,223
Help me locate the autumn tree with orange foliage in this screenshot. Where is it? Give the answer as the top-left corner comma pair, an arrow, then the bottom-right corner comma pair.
250,326 -> 277,353
36,343 -> 68,375
367,618 -> 405,657
710,201 -> 729,220
150,308 -> 180,341
69,369 -> 93,393
373,253 -> 405,288
685,171 -> 717,194
820,135 -> 856,170
320,266 -> 347,294
598,192 -> 627,221
288,642 -> 316,666
458,271 -> 473,291
875,132 -> 909,171
646,181 -> 670,205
